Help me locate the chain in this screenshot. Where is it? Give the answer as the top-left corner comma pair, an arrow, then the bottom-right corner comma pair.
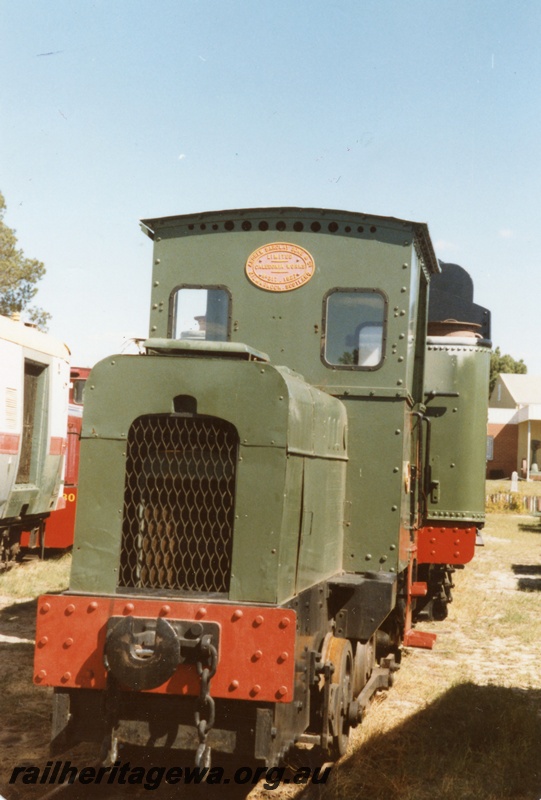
194,634 -> 218,768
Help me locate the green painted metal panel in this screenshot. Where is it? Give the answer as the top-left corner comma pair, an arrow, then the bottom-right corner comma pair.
275,366 -> 348,458
144,338 -> 270,362
81,356 -> 289,448
81,357 -> 346,459
70,438 -> 126,593
276,455 -> 304,602
143,208 -> 438,399
424,338 -> 490,522
341,397 -> 411,574
295,458 -> 346,592
229,446 -> 288,603
71,352 -> 347,601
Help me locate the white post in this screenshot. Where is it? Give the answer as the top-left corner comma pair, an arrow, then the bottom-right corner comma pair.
527,419 -> 531,481
511,471 -> 518,492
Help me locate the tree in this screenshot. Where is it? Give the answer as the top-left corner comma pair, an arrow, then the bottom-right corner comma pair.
489,347 -> 527,395
0,192 -> 50,330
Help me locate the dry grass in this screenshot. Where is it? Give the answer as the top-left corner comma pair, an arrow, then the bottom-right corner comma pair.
1,520 -> 541,799
0,554 -> 72,797
0,552 -> 71,599
315,684 -> 540,800
485,478 -> 541,512
309,514 -> 541,800
486,477 -> 541,497
0,598 -> 55,799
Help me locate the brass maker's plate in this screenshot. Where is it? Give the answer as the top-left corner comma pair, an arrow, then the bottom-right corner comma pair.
246,242 -> 315,292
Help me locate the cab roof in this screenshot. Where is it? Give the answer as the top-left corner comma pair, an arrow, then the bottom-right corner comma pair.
140,206 -> 440,276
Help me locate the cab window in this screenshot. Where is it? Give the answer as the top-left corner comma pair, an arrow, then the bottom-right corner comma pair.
323,289 -> 386,369
171,287 -> 230,341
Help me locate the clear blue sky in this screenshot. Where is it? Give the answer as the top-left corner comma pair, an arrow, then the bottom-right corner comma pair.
1,0 -> 540,372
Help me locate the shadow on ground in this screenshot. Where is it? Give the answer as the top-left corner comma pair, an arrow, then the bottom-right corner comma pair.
0,598 -> 37,640
297,682 -> 541,800
518,521 -> 541,533
512,564 -> 541,591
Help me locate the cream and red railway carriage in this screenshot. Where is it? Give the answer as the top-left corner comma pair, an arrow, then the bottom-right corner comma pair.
0,314 -> 70,564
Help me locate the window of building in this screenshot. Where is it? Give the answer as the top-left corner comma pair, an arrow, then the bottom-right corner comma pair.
323,289 -> 386,369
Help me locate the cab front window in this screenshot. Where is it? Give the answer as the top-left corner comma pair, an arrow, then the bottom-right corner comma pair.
170,286 -> 231,341
323,289 -> 387,369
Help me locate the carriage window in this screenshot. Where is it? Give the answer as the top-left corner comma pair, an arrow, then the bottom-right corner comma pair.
172,287 -> 230,341
324,290 -> 386,369
72,380 -> 86,405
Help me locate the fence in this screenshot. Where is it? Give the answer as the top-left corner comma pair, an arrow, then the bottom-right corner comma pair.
486,493 -> 541,514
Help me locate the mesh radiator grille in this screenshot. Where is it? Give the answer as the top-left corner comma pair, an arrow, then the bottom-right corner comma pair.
118,415 -> 238,593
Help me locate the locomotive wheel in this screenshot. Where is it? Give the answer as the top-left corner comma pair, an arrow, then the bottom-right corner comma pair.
352,635 -> 376,697
326,637 -> 354,759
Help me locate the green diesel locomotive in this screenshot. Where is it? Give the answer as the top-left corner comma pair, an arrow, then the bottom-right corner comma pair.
34,208 -> 490,767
